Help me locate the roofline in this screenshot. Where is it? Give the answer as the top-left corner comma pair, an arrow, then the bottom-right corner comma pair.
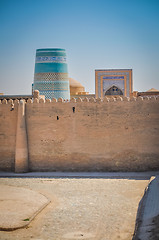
95,69 -> 132,71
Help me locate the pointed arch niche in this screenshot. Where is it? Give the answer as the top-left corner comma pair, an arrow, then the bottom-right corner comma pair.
105,85 -> 123,96
95,69 -> 133,98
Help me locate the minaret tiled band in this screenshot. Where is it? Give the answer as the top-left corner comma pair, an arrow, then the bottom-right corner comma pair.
33,48 -> 70,100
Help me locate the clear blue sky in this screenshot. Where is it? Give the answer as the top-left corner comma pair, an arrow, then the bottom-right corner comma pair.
0,0 -> 159,95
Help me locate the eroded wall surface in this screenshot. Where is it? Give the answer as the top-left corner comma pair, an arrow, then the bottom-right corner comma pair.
0,101 -> 18,171
0,97 -> 159,172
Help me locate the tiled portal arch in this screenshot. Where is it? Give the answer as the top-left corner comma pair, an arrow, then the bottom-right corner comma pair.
105,85 -> 123,96
95,69 -> 133,98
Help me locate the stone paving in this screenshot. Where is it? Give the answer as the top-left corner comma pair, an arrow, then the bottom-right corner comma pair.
0,174 -> 150,240
0,185 -> 49,231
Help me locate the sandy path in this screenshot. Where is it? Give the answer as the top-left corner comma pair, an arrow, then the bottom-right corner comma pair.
0,177 -> 149,240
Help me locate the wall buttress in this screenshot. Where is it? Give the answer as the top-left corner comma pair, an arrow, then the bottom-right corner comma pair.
15,100 -> 28,172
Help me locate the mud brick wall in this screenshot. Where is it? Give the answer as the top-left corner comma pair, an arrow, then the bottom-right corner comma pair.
0,97 -> 159,172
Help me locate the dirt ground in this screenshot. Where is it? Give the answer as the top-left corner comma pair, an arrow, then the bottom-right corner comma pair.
0,177 -> 149,240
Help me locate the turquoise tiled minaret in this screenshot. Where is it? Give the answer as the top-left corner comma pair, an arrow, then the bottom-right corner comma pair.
33,48 -> 70,100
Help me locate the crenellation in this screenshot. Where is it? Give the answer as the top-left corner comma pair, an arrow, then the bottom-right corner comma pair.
2,99 -> 8,104
2,99 -> 7,104
109,97 -> 116,102
52,98 -> 57,102
27,98 -> 33,104
144,96 -> 150,101
33,98 -> 39,103
130,96 -> 137,101
83,97 -> 89,102
149,96 -> 157,101
96,97 -> 102,103
8,99 -> 13,104
70,98 -> 76,103
124,96 -> 130,101
116,96 -> 123,101
45,99 -> 51,103
103,97 -> 109,102
39,98 -> 45,103
14,99 -> 19,105
137,96 -> 143,101
76,97 -> 83,102
7,98 -> 159,106
58,98 -> 63,102
89,97 -> 96,103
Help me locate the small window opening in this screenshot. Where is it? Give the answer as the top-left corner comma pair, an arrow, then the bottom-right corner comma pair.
72,107 -> 75,113
57,116 -> 59,120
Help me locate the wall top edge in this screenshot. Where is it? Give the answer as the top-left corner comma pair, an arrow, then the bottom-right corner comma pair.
1,96 -> 158,105
95,69 -> 132,72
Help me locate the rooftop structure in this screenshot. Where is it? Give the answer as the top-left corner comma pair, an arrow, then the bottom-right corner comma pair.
33,48 -> 70,100
137,88 -> 159,97
95,69 -> 133,98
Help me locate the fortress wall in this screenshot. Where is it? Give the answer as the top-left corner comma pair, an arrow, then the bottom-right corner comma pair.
25,97 -> 159,171
0,97 -> 159,172
0,101 -> 18,171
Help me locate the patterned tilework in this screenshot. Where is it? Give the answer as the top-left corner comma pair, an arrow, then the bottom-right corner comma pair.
39,90 -> 70,100
103,76 -> 124,80
34,73 -> 68,81
95,69 -> 132,98
34,63 -> 68,73
36,56 -> 67,63
36,51 -> 66,57
103,80 -> 125,94
34,81 -> 69,91
34,81 -> 70,100
33,49 -> 70,100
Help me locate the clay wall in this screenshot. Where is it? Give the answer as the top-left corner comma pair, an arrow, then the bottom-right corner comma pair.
0,97 -> 159,172
0,100 -> 18,171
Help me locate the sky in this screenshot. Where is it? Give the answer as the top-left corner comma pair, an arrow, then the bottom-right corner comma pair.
0,0 -> 159,95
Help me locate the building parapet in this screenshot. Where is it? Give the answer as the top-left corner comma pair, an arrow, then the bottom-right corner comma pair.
0,96 -> 158,105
